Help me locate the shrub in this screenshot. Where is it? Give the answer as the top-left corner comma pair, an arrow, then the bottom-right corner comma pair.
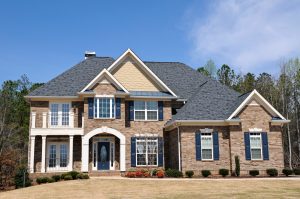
48,178 -> 55,183
82,174 -> 89,179
36,177 -> 49,184
14,167 -> 31,188
266,168 -> 278,177
293,168 -> 300,175
219,169 -> 229,177
135,170 -> 143,177
51,175 -> 61,182
157,170 -> 165,178
61,173 -> 68,179
235,156 -> 240,177
77,173 -> 89,179
151,169 -> 158,176
125,171 -> 136,178
249,170 -> 259,177
185,170 -> 194,178
201,170 -> 211,178
64,175 -> 73,181
165,169 -> 183,178
282,168 -> 293,176
143,171 -> 150,177
67,171 -> 80,180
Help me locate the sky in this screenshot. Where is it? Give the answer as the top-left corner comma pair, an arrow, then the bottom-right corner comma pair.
0,0 -> 299,83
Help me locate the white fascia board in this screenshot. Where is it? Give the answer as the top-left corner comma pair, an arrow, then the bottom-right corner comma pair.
107,49 -> 177,97
80,68 -> 129,93
30,128 -> 84,136
228,89 -> 286,120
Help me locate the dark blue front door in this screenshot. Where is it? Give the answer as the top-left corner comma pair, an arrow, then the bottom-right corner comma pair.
98,142 -> 110,170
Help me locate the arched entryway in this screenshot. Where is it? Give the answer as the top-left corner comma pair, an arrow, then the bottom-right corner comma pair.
81,127 -> 126,172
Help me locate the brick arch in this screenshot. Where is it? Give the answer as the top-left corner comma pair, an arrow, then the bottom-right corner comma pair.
82,126 -> 125,145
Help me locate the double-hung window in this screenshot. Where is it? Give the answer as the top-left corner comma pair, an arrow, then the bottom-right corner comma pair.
201,133 -> 213,160
134,101 -> 158,121
50,103 -> 70,127
94,97 -> 115,119
136,137 -> 158,166
48,143 -> 68,170
250,133 -> 262,160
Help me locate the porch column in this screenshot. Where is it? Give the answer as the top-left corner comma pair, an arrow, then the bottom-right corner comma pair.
42,112 -> 47,128
41,136 -> 46,173
31,112 -> 36,129
69,135 -> 74,171
120,143 -> 126,171
81,136 -> 89,172
29,136 -> 35,173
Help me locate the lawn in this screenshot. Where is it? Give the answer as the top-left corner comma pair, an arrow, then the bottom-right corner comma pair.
1,177 -> 300,199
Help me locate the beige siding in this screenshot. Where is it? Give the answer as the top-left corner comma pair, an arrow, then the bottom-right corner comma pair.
112,56 -> 162,91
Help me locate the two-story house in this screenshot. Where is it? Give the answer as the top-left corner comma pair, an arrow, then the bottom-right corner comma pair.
26,49 -> 289,176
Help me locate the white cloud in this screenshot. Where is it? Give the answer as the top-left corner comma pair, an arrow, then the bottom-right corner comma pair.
186,0 -> 300,74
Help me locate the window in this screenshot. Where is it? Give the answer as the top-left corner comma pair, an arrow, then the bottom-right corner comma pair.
250,133 -> 262,160
201,133 -> 213,160
94,98 -> 115,119
48,143 -> 68,170
136,138 -> 158,166
50,103 -> 70,127
134,101 -> 158,121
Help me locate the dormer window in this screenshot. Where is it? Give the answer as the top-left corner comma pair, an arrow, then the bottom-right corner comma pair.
94,97 -> 115,119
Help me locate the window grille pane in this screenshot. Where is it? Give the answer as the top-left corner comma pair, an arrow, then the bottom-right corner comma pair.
134,101 -> 145,110
201,136 -> 212,149
146,101 -> 158,110
147,154 -> 157,165
136,141 -> 146,154
95,98 -> 114,118
60,144 -> 68,167
147,140 -> 157,154
137,154 -> 146,166
111,98 -> 115,118
50,104 -> 59,126
147,111 -> 158,120
49,145 -> 56,167
251,149 -> 262,159
202,149 -> 212,160
135,111 -> 145,120
62,104 -> 69,126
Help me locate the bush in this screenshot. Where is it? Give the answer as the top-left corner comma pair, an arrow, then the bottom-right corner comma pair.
165,169 -> 183,178
14,167 -> 31,188
282,168 -> 293,176
77,173 -> 89,179
36,177 -> 49,184
219,169 -> 229,177
266,168 -> 278,177
67,171 -> 80,180
125,171 -> 136,178
51,175 -> 61,182
157,170 -> 165,178
61,173 -> 68,179
235,156 -> 240,177
64,175 -> 73,181
293,168 -> 300,175
185,170 -> 194,178
48,178 -> 55,183
201,170 -> 211,178
249,170 -> 259,177
151,169 -> 158,176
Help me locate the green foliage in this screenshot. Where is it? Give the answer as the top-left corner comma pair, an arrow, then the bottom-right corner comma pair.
219,169 -> 229,177
66,171 -> 79,180
61,173 -> 68,179
197,59 -> 217,78
293,168 -> 300,175
151,169 -> 158,176
249,170 -> 259,177
201,170 -> 211,178
48,178 -> 55,183
217,64 -> 237,87
36,177 -> 49,184
282,168 -> 293,176
63,175 -> 73,181
14,166 -> 31,188
51,175 -> 61,182
185,170 -> 194,178
76,173 -> 89,179
234,156 -> 240,177
165,169 -> 183,178
266,168 -> 278,177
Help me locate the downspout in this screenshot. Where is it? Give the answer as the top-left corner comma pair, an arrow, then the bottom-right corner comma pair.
177,126 -> 182,171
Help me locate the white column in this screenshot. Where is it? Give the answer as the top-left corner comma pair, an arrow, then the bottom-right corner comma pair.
69,135 -> 74,171
81,137 -> 89,172
69,112 -> 74,128
42,112 -> 47,128
120,144 -> 126,171
41,136 -> 46,173
29,136 -> 35,173
82,116 -> 84,128
31,112 -> 36,129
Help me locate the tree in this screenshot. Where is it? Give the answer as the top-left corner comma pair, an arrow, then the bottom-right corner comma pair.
217,64 -> 237,87
197,59 -> 217,78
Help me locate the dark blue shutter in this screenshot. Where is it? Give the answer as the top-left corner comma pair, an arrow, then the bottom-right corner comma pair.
195,131 -> 201,160
213,132 -> 219,160
158,137 -> 164,166
129,101 -> 134,121
244,132 -> 251,160
116,98 -> 121,119
88,98 -> 94,119
131,137 -> 136,167
158,101 -> 163,121
262,132 -> 269,160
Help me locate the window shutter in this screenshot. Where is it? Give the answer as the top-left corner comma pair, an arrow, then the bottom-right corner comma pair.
213,132 -> 219,160
131,137 -> 136,167
262,132 -> 269,160
158,101 -> 164,121
195,130 -> 201,160
116,98 -> 121,119
158,137 -> 164,167
88,98 -> 94,119
244,132 -> 251,160
128,101 -> 134,121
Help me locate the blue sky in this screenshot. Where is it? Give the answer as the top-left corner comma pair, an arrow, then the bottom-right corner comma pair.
0,0 -> 299,83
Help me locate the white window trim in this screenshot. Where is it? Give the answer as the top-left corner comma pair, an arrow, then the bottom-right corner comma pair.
250,132 -> 263,160
136,137 -> 158,166
201,133 -> 214,161
47,142 -> 69,171
94,97 -> 116,119
49,102 -> 71,128
134,101 -> 158,121
92,137 -> 115,171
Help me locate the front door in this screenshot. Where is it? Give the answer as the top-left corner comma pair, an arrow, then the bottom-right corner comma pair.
98,142 -> 110,170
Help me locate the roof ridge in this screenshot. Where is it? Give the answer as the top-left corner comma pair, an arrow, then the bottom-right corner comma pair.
144,61 -> 184,64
